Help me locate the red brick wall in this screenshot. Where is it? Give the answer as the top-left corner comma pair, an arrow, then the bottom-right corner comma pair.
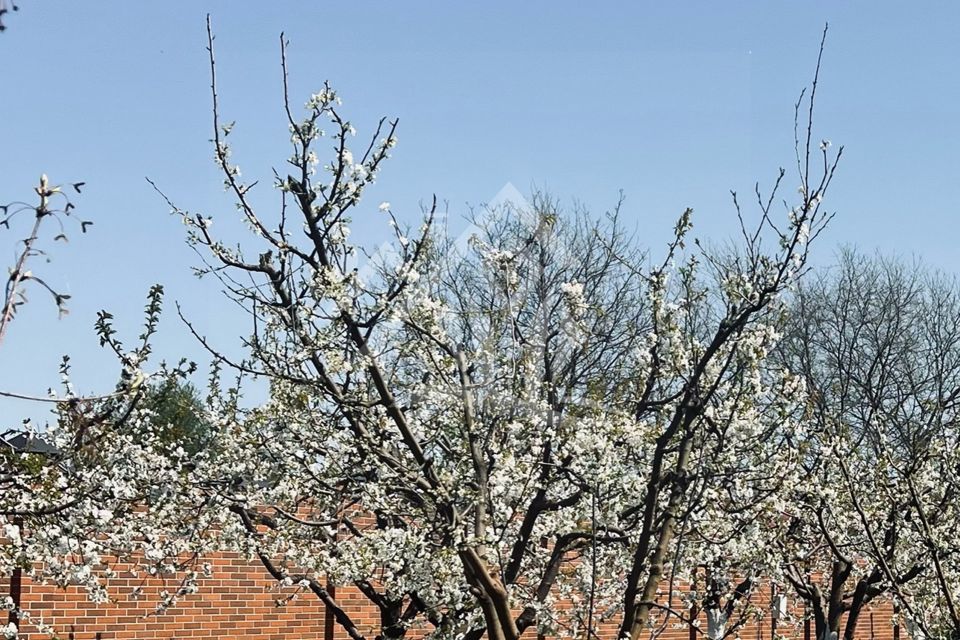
15,553 -> 328,639
7,559 -> 901,640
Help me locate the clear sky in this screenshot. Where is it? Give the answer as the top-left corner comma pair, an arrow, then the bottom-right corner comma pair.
1,1 -> 959,423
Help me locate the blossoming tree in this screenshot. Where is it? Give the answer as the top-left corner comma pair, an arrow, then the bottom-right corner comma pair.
142,21 -> 843,640
0,178 -> 206,637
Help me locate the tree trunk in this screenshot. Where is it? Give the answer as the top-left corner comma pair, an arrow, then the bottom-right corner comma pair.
706,608 -> 728,640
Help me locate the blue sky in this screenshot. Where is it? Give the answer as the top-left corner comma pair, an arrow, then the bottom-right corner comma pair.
1,1 -> 959,422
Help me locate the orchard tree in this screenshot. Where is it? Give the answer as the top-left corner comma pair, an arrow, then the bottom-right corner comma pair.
0,285 -> 204,630
149,20 -> 841,640
0,178 -> 205,637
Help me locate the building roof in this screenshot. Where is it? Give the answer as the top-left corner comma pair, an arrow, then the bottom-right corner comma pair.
1,431 -> 60,455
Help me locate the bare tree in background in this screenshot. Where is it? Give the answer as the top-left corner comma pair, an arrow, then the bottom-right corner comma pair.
779,251 -> 960,640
